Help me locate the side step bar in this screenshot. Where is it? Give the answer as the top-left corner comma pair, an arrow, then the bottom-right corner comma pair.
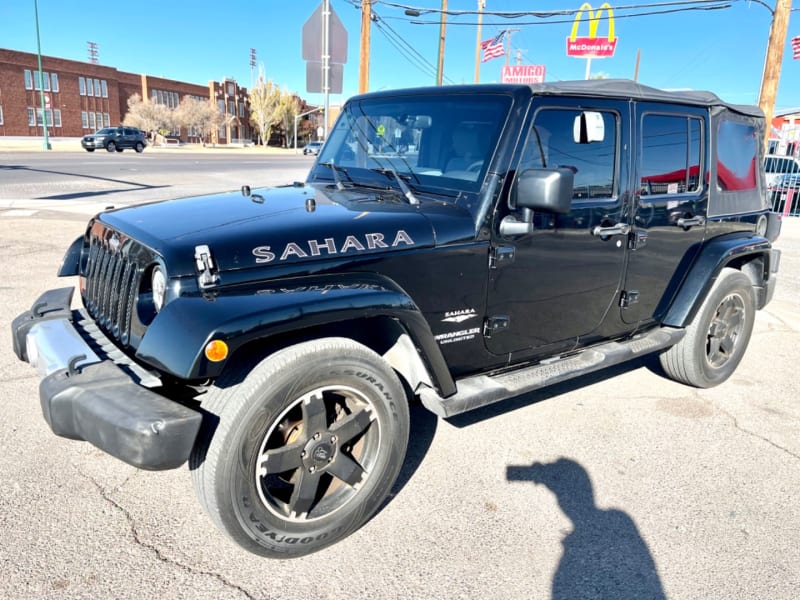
419,327 -> 685,418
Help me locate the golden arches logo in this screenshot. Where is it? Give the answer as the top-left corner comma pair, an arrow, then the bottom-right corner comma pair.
566,2 -> 618,58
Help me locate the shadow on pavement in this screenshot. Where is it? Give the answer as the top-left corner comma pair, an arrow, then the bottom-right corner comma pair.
0,163 -> 169,199
507,458 -> 666,600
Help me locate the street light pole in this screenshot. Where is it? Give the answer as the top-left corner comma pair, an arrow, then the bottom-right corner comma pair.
33,0 -> 51,151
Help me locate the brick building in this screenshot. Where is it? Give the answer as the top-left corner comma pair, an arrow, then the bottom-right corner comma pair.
0,47 -> 252,144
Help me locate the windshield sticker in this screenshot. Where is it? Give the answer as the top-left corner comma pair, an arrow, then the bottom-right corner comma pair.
253,230 -> 414,264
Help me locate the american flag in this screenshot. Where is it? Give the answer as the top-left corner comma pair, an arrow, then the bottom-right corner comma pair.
793,35 -> 800,60
481,31 -> 506,63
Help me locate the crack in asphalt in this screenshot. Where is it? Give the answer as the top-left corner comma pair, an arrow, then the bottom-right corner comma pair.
715,405 -> 800,461
79,471 -> 260,600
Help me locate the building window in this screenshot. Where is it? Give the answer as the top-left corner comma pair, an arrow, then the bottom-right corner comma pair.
89,112 -> 96,130
51,73 -> 59,92
239,102 -> 245,118
228,100 -> 234,115
53,109 -> 62,127
33,71 -> 51,92
227,83 -> 234,96
217,99 -> 224,113
101,80 -> 108,98
87,79 -> 94,97
81,111 -> 88,128
93,79 -> 100,97
24,69 -> 33,89
79,77 -> 86,96
104,113 -> 110,127
96,112 -> 103,129
0,105 -> 3,125
27,107 -> 35,126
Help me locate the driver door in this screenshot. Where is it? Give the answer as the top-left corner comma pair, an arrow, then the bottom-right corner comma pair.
486,98 -> 633,359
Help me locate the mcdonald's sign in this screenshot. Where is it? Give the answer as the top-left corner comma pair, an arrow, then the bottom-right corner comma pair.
566,3 -> 618,58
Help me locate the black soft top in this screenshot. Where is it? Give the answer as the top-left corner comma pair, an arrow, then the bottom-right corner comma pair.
529,79 -> 763,118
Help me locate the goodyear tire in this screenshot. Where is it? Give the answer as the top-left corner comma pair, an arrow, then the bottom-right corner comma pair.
660,268 -> 755,388
190,338 -> 410,558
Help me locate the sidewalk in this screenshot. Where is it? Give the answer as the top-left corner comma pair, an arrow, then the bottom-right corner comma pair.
0,136 -> 299,154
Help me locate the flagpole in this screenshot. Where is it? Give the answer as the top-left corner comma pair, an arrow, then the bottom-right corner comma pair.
474,0 -> 485,83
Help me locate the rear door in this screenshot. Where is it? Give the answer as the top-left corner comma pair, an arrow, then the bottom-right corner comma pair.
621,102 -> 708,325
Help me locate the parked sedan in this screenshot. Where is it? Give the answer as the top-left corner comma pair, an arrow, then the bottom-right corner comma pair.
81,127 -> 147,153
303,141 -> 324,155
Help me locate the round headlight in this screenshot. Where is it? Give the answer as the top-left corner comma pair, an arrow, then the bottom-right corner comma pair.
152,266 -> 167,313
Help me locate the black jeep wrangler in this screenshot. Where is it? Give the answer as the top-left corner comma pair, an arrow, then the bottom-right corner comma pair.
12,80 -> 781,558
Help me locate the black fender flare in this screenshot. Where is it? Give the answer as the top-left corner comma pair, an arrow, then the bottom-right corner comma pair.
662,233 -> 773,328
135,272 -> 456,397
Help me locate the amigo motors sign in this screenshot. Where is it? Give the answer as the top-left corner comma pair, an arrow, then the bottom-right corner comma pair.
566,2 -> 618,58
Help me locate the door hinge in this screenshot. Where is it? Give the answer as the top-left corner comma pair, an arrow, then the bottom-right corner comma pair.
489,246 -> 515,269
620,290 -> 640,308
484,315 -> 510,337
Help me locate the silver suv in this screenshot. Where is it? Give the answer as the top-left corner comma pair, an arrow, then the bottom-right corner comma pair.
81,127 -> 147,153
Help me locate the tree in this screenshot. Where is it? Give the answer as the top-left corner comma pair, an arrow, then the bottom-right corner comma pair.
248,66 -> 281,146
274,89 -> 301,148
174,96 -> 222,146
123,94 -> 173,142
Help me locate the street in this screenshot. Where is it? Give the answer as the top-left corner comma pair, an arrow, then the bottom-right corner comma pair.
0,151 -> 798,599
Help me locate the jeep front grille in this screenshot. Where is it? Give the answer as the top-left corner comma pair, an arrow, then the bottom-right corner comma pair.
83,227 -> 143,346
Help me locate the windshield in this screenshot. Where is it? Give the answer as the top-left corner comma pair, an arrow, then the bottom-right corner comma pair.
312,93 -> 512,198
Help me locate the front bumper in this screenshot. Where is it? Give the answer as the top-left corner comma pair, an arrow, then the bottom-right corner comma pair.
12,288 -> 202,470
81,139 -> 105,149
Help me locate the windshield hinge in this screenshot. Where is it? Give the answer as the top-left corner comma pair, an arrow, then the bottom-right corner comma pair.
489,246 -> 515,269
194,244 -> 219,289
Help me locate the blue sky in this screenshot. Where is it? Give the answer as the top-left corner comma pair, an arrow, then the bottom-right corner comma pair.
1,0 -> 799,111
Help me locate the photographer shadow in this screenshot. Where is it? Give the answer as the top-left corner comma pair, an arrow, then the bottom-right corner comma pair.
508,458 -> 666,600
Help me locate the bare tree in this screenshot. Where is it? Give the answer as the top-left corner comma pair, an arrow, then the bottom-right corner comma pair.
248,66 -> 281,146
123,94 -> 173,143
175,96 -> 222,146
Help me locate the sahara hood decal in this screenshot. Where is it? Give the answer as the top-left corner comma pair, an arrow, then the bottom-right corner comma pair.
252,230 -> 415,264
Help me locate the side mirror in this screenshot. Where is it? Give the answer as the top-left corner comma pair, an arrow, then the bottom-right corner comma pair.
501,168 -> 574,236
573,111 -> 605,143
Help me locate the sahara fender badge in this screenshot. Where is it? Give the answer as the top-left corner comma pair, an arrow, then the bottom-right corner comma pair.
253,230 -> 415,264
441,309 -> 478,324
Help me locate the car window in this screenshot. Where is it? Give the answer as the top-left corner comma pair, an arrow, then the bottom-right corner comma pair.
520,107 -> 618,201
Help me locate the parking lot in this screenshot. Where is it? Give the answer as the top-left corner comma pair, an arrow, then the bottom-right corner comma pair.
1,153 -> 798,599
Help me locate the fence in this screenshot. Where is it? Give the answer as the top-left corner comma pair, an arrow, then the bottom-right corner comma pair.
765,154 -> 800,217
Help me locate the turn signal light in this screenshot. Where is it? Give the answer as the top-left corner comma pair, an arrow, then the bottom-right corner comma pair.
204,340 -> 229,362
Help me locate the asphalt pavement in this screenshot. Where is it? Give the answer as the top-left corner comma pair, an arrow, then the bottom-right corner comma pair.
1,151 -> 798,599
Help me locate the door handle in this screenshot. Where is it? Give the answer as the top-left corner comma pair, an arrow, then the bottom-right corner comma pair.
676,215 -> 705,229
592,223 -> 631,238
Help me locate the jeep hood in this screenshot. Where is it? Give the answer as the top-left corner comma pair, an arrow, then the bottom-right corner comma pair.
97,183 -> 474,276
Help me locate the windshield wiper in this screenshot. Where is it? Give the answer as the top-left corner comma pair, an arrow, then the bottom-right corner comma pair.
319,161 -> 351,191
370,166 -> 420,205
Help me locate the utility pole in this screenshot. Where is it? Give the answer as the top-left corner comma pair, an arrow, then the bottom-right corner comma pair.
474,0 -> 485,83
359,0 -> 371,93
436,0 -> 448,86
322,0 -> 331,139
758,0 -> 792,149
